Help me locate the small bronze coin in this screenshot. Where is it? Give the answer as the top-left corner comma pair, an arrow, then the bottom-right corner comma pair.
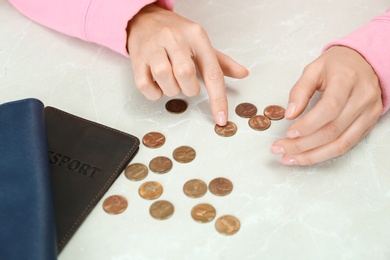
102,195 -> 128,215
138,181 -> 163,200
214,121 -> 237,137
183,179 -> 208,198
191,203 -> 217,223
149,200 -> 175,220
208,177 -> 233,196
142,132 -> 166,148
264,105 -> 285,120
248,115 -> 271,131
149,156 -> 173,174
235,102 -> 258,118
124,163 -> 148,181
165,99 -> 188,114
173,146 -> 196,163
215,215 -> 241,235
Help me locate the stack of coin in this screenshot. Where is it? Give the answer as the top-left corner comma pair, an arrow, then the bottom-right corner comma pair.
214,102 -> 285,134
191,203 -> 216,223
264,105 -> 285,120
102,195 -> 128,215
183,179 -> 208,198
124,163 -> 148,181
173,146 -> 196,163
149,156 -> 173,174
149,200 -> 175,220
215,215 -> 240,235
235,102 -> 257,118
165,98 -> 188,114
214,121 -> 238,137
208,177 -> 233,196
142,131 -> 166,148
103,99 -> 241,234
138,181 -> 163,200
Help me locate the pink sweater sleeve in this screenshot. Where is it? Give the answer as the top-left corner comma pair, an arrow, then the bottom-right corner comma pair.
324,8 -> 390,114
8,0 -> 174,56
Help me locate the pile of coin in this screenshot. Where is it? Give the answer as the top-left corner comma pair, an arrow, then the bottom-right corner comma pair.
215,102 -> 285,136
103,99 -> 241,235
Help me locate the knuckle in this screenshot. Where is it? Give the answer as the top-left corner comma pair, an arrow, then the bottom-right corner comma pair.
174,62 -> 196,79
165,88 -> 181,97
135,78 -> 151,93
323,96 -> 341,112
152,64 -> 172,79
302,156 -> 314,166
205,65 -> 224,82
184,86 -> 200,97
373,102 -> 383,116
323,123 -> 341,141
159,27 -> 175,41
291,140 -> 304,154
189,23 -> 206,38
212,96 -> 227,107
335,139 -> 353,156
365,82 -> 382,102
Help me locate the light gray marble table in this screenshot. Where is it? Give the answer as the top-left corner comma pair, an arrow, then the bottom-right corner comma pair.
1,0 -> 390,259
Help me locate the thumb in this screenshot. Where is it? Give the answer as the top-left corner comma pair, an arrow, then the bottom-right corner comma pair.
285,63 -> 322,120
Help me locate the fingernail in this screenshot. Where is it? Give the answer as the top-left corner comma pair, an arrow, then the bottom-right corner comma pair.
287,129 -> 300,138
217,111 -> 227,126
281,157 -> 297,166
270,145 -> 285,154
285,103 -> 296,118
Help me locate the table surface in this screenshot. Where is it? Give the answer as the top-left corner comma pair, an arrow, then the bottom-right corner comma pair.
1,0 -> 390,259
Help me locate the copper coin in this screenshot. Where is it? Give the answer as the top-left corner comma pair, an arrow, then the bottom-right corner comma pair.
149,200 -> 174,220
215,215 -> 240,235
142,132 -> 166,148
183,179 -> 207,198
248,115 -> 271,131
264,105 -> 285,120
102,195 -> 128,215
214,121 -> 237,137
235,102 -> 258,118
149,156 -> 173,174
173,146 -> 196,163
124,163 -> 148,181
191,203 -> 216,223
165,99 -> 188,114
138,181 -> 163,200
208,177 -> 233,196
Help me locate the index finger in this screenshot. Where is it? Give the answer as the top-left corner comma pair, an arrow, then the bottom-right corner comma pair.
192,37 -> 227,126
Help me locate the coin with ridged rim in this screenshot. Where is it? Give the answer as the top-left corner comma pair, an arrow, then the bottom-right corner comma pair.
214,121 -> 237,137
142,132 -> 166,148
191,203 -> 216,223
124,163 -> 148,181
165,99 -> 188,114
215,215 -> 240,235
235,102 -> 258,118
248,115 -> 271,131
173,146 -> 196,163
102,195 -> 128,215
183,179 -> 207,198
138,181 -> 163,200
149,156 -> 173,174
149,200 -> 174,220
264,105 -> 285,120
208,177 -> 233,196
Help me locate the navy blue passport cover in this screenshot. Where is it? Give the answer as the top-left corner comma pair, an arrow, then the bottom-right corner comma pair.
0,99 -> 57,260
